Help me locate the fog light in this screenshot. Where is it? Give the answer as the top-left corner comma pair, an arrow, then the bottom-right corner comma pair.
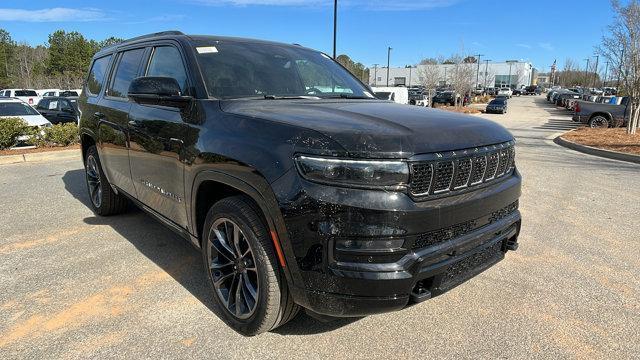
335,238 -> 404,252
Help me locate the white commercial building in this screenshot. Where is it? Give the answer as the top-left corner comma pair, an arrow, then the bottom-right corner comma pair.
369,61 -> 535,89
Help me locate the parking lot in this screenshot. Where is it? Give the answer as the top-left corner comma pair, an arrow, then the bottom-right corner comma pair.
1,96 -> 639,359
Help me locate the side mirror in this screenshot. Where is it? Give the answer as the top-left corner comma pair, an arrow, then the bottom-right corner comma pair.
128,77 -> 192,108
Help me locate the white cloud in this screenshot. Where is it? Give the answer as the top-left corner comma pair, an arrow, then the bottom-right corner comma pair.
538,42 -> 554,51
516,43 -> 532,49
0,7 -> 106,22
194,0 -> 460,11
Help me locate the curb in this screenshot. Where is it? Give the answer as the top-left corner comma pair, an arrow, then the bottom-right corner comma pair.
554,132 -> 640,165
0,149 -> 80,165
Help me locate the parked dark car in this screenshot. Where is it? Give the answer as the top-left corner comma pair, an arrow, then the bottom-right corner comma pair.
431,91 -> 457,106
35,96 -> 80,125
78,31 -> 522,336
573,96 -> 630,128
485,98 -> 508,114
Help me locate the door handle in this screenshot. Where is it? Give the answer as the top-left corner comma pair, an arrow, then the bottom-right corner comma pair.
93,112 -> 105,119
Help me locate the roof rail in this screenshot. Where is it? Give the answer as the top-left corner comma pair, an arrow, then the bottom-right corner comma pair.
125,30 -> 185,43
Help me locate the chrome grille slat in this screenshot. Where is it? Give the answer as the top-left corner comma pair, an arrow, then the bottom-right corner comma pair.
409,142 -> 515,197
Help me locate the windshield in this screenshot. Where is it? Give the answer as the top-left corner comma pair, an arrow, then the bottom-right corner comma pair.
0,102 -> 39,116
195,42 -> 372,99
15,90 -> 37,97
490,99 -> 505,105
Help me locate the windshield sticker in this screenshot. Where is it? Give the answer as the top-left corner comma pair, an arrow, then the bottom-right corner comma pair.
197,46 -> 218,54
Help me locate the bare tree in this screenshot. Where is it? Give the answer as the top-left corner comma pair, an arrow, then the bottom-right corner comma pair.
418,64 -> 440,91
598,0 -> 640,133
449,55 -> 475,107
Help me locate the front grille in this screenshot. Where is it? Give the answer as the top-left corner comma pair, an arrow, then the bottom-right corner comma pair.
412,201 -> 518,250
438,241 -> 504,291
409,141 -> 515,197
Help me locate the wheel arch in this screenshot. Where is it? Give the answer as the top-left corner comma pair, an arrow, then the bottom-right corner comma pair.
589,112 -> 612,121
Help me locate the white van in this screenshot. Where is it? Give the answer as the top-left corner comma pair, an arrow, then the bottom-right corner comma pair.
371,87 -> 409,105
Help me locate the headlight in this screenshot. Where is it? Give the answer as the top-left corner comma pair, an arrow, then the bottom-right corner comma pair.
295,155 -> 409,188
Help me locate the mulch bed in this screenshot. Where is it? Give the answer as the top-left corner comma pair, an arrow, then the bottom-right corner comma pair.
433,105 -> 482,114
561,128 -> 640,155
0,144 -> 80,156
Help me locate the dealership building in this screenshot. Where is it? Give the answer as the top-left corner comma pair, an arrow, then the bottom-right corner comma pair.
369,61 -> 536,89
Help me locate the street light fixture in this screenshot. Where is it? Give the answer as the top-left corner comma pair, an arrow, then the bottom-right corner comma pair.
386,47 -> 392,86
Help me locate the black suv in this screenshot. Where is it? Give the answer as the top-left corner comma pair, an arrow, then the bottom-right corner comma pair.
79,31 -> 522,336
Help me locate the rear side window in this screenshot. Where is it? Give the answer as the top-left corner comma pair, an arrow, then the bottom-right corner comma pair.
87,55 -> 112,96
15,90 -> 37,96
108,48 -> 145,98
146,46 -> 188,94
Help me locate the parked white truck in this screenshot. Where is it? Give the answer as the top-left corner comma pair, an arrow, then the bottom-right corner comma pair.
371,86 -> 409,105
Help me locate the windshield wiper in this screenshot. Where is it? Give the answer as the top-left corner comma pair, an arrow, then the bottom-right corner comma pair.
321,94 -> 374,99
263,95 -> 320,100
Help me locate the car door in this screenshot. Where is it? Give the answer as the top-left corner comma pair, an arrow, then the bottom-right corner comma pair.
128,44 -> 193,228
35,99 -> 55,123
58,99 -> 78,124
96,47 -> 147,198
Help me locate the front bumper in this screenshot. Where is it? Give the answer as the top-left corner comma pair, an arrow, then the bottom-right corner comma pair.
272,167 -> 522,317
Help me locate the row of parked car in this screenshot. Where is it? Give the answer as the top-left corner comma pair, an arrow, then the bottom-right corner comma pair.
0,90 -> 82,144
547,87 -> 629,128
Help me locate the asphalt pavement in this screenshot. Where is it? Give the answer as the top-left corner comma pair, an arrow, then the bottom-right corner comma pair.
1,96 -> 638,359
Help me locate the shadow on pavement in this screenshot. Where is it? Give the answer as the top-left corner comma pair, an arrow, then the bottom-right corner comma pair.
62,168 -> 359,335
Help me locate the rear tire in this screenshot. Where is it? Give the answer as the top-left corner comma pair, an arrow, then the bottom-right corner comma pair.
84,145 -> 128,216
202,195 -> 299,336
588,115 -> 609,128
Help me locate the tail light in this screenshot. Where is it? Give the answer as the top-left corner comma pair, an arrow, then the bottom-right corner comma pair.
575,102 -> 580,113
29,98 -> 33,104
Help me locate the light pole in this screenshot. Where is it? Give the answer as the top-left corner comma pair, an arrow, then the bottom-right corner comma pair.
583,58 -> 590,86
603,61 -> 609,88
592,55 -> 599,88
333,0 -> 337,59
484,59 -> 491,89
372,64 -> 379,86
474,54 -> 483,89
406,65 -> 413,87
386,47 -> 392,86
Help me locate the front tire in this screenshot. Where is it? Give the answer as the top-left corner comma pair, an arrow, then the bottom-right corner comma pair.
84,145 -> 128,215
202,196 -> 298,336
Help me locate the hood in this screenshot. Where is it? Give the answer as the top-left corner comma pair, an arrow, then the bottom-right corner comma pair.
1,114 -> 52,127
220,100 -> 513,158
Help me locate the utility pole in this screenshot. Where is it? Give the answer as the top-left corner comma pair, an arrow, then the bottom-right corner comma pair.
372,64 -> 379,86
592,55 -> 599,88
583,58 -> 590,86
603,61 -> 609,88
474,54 -> 483,89
332,0 -> 337,59
484,59 -> 491,89
386,47 -> 392,87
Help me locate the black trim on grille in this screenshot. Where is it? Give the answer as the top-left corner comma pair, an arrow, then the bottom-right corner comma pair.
412,200 -> 519,250
409,141 -> 515,198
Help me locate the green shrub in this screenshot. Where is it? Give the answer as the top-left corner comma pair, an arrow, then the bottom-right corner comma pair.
44,123 -> 80,146
0,117 -> 30,149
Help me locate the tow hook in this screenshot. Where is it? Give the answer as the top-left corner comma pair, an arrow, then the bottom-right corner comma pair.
410,281 -> 432,303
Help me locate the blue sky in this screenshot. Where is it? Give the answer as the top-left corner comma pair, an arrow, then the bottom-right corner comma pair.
0,0 -> 616,72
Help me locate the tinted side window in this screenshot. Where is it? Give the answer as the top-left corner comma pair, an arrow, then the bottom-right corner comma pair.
87,55 -> 112,96
146,46 -> 188,94
108,48 -> 145,98
36,99 -> 50,110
